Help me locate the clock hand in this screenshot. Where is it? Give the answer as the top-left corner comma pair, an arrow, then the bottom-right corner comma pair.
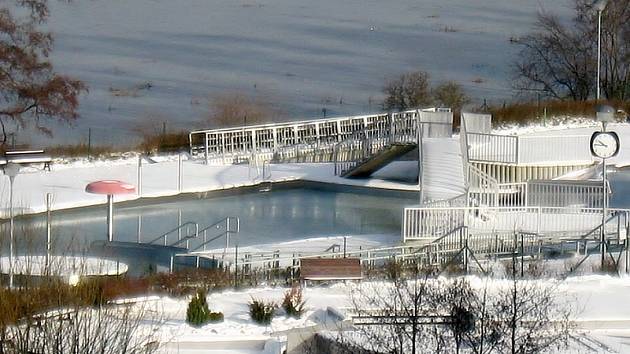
595,142 -> 608,147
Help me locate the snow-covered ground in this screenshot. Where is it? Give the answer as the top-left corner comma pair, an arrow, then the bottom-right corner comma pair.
147,274 -> 630,353
14,0 -> 573,146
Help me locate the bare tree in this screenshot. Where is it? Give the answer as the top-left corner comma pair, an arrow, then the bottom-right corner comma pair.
0,0 -> 86,145
514,0 -> 630,100
0,277 -> 164,354
207,92 -> 280,128
383,71 -> 432,111
336,270 -> 572,354
337,273 -> 460,354
432,81 -> 470,111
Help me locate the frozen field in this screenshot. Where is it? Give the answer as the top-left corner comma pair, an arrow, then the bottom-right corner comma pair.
20,0 -> 573,145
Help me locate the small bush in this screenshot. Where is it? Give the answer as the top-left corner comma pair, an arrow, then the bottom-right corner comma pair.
186,289 -> 223,327
593,258 -> 618,275
282,286 -> 306,318
249,297 -> 277,325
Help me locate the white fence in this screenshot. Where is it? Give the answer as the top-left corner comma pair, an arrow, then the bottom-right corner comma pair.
402,206 -> 630,242
467,132 -> 594,165
189,108 -> 452,164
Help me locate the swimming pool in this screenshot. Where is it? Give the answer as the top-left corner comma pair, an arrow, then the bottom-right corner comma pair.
3,182 -> 419,255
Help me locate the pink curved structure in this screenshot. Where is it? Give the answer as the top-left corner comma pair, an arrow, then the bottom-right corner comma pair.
85,180 -> 136,242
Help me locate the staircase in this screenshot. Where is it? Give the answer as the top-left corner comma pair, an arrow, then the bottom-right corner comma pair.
421,137 -> 466,202
340,143 -> 416,178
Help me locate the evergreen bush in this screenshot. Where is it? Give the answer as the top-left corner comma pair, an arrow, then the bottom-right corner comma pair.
186,289 -> 223,326
282,286 -> 306,318
249,297 -> 277,325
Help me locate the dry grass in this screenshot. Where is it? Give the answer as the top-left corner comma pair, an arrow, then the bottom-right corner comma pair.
46,143 -> 118,158
136,131 -> 189,154
487,99 -> 630,125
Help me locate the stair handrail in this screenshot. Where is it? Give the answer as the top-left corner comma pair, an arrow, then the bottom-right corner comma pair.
191,216 -> 240,253
147,221 -> 199,246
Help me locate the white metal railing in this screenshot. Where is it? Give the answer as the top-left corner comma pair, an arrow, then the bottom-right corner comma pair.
527,180 -> 608,209
402,206 -> 630,242
189,108 -> 452,164
517,135 -> 592,164
467,132 -> 518,164
467,163 -> 527,208
467,132 -> 594,165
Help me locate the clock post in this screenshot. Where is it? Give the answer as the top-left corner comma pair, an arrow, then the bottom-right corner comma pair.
592,105 -> 618,270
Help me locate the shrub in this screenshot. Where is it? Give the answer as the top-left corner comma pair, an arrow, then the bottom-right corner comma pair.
249,297 -> 277,325
186,289 -> 223,327
282,286 -> 306,318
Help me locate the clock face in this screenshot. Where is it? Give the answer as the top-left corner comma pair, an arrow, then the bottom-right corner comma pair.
590,132 -> 620,159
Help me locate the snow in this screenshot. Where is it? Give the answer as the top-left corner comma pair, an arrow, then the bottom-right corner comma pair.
143,274 -> 630,353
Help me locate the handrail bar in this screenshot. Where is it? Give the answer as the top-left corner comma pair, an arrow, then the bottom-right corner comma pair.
147,221 -> 199,245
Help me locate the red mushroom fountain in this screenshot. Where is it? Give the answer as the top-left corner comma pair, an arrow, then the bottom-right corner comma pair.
85,180 -> 136,242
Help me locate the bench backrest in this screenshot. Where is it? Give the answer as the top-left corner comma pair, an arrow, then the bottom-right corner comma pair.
300,258 -> 362,281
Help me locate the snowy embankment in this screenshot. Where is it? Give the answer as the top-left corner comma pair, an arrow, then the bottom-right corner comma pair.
147,274 -> 630,353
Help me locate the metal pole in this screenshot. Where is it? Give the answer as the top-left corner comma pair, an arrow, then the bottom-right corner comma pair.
597,9 -> 602,100
177,209 -> 182,241
46,193 -> 52,271
9,176 -> 14,288
234,218 -> 240,289
137,155 -> 142,196
107,194 -> 113,242
87,128 -> 92,160
137,214 -> 142,243
417,111 -> 423,205
601,122 -> 607,269
177,153 -> 183,192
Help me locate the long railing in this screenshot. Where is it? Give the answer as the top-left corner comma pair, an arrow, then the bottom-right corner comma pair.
467,163 -> 608,209
527,180 -> 608,208
466,132 -> 594,165
189,108 -> 452,164
402,206 -> 630,242
188,227 -> 542,275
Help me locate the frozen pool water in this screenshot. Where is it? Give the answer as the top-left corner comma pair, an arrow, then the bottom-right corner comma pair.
2,183 -> 418,256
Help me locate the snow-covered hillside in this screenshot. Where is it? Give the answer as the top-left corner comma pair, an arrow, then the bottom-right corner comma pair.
20,0 -> 572,146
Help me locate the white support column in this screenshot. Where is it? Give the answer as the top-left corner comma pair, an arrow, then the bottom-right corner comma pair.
272,127 -> 278,151
204,133 -> 209,164
336,121 -> 342,141
107,194 -> 114,242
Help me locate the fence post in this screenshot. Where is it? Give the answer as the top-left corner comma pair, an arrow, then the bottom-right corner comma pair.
520,233 -> 524,277
137,155 -> 142,196
177,153 -> 183,192
46,193 -> 52,272
137,215 -> 142,243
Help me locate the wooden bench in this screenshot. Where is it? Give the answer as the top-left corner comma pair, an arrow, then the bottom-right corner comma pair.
300,258 -> 362,283
3,150 -> 52,171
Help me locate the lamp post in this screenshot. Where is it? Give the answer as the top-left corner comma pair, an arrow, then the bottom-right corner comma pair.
593,0 -> 608,100
595,105 -> 616,268
4,163 -> 20,288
